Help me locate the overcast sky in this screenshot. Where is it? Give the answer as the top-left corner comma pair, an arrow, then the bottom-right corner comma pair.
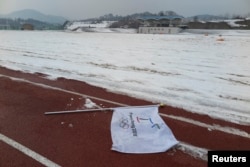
1,0 -> 249,19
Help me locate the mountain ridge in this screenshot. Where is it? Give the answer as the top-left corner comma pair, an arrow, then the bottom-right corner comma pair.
1,9 -> 66,24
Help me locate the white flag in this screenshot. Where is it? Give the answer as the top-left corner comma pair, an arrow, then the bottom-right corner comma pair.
111,106 -> 179,153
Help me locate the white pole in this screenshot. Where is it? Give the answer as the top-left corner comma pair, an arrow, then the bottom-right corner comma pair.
44,104 -> 162,115
44,108 -> 113,115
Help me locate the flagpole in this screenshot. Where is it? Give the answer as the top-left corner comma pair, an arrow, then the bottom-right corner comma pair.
44,104 -> 163,115
44,108 -> 113,115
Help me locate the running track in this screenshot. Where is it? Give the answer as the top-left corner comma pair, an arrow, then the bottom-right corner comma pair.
1,67 -> 249,167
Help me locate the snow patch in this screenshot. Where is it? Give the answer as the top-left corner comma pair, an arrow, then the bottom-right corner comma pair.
177,142 -> 208,161
65,20 -> 136,33
66,21 -> 112,30
0,30 -> 250,125
84,98 -> 98,109
224,19 -> 247,27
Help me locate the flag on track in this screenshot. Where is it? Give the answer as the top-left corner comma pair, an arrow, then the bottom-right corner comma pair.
111,106 -> 179,153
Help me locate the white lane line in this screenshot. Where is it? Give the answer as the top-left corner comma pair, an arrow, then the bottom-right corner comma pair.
1,74 -> 249,139
177,142 -> 209,161
0,74 -> 248,161
0,75 -> 209,161
160,113 -> 250,139
0,133 -> 61,167
0,74 -> 127,107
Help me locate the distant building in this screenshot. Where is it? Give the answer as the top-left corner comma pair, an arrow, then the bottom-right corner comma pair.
0,19 -> 11,30
137,15 -> 184,34
0,24 -> 10,30
21,23 -> 34,30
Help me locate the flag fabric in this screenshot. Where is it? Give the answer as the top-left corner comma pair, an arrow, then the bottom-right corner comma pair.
111,106 -> 179,153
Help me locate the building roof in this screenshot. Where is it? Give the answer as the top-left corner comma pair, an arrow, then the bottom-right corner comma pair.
138,15 -> 184,21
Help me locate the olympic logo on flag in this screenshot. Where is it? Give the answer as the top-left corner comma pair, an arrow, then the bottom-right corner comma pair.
137,117 -> 162,129
119,117 -> 130,129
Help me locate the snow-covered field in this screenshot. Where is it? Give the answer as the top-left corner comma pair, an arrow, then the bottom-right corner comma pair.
0,30 -> 250,125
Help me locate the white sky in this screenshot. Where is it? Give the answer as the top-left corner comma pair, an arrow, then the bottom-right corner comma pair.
0,0 -> 250,20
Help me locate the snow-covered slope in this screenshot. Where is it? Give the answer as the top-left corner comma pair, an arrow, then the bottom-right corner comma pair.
66,21 -> 111,30
209,19 -> 248,28
65,21 -> 136,33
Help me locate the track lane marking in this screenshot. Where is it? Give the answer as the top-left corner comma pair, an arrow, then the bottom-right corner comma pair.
0,133 -> 61,167
160,113 -> 250,139
1,74 -> 248,139
1,74 -> 249,161
0,74 -> 127,107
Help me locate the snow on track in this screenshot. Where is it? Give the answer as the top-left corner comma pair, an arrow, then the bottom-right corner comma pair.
0,30 -> 250,125
1,73 -> 249,139
2,73 -> 250,161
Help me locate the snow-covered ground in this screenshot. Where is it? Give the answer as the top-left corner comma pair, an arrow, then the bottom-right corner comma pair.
66,21 -> 112,30
224,19 -> 247,27
66,21 -> 136,33
190,18 -> 249,29
208,19 -> 248,27
0,30 -> 250,125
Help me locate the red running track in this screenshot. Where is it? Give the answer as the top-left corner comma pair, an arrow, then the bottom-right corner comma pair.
1,66 -> 249,167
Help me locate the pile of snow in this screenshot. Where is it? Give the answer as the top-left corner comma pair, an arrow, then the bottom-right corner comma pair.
84,98 -> 98,109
